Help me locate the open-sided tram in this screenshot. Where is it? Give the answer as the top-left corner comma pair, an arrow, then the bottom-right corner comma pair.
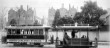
55,24 -> 99,48
2,25 -> 51,47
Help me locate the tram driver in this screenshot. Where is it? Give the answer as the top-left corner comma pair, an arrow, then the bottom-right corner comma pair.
63,32 -> 70,44
71,29 -> 78,38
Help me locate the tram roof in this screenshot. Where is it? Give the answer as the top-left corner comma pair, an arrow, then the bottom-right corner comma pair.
5,26 -> 52,29
55,26 -> 98,30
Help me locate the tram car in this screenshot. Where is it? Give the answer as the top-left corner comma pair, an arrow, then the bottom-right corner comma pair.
55,24 -> 99,48
2,25 -> 51,47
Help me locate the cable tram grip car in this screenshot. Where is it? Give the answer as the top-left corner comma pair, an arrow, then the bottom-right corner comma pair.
54,24 -> 99,48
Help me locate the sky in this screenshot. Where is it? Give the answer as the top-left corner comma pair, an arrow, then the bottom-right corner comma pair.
0,0 -> 110,18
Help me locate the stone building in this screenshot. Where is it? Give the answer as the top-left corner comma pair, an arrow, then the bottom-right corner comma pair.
59,4 -> 68,17
48,7 -> 56,26
48,4 -> 77,26
8,5 -> 36,25
68,4 -> 77,17
59,4 -> 77,17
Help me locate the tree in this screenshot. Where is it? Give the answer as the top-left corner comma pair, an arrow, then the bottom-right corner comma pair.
0,7 -> 7,29
10,19 -> 17,26
73,12 -> 84,24
52,9 -> 60,27
75,1 -> 107,26
57,16 -> 74,25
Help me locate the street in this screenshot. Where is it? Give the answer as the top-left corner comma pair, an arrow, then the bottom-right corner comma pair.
0,43 -> 55,48
0,43 -> 109,48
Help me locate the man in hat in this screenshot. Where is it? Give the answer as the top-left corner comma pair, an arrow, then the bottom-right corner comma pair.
71,30 -> 78,38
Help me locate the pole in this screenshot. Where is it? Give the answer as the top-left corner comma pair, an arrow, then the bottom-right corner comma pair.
55,27 -> 58,47
95,26 -> 99,48
97,27 -> 100,48
87,28 -> 89,46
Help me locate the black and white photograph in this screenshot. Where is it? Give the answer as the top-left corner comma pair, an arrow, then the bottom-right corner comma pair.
0,0 -> 109,48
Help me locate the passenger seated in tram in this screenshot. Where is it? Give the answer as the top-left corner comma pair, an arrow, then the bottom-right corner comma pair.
75,35 -> 78,38
81,35 -> 86,38
63,32 -> 70,45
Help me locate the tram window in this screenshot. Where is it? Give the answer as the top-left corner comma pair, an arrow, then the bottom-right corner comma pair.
20,29 -> 24,34
28,30 -> 31,34
30,29 -> 34,34
16,29 -> 20,34
24,29 -> 28,34
39,29 -> 43,35
34,29 -> 39,35
32,30 -> 34,34
11,29 -> 16,34
20,29 -> 35,35
8,29 -> 11,34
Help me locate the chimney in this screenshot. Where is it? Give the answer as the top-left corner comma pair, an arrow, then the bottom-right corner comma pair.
69,4 -> 71,10
62,3 -> 64,8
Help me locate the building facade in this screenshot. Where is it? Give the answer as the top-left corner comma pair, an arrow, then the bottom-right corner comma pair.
48,7 -> 56,26
48,4 -> 77,26
8,5 -> 39,25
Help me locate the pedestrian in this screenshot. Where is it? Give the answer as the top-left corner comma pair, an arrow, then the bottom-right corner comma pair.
51,35 -> 54,44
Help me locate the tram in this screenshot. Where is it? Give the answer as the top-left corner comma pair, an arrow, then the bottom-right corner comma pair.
55,24 -> 99,48
2,25 -> 51,47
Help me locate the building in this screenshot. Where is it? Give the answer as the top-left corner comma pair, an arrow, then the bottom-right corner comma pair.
59,4 -> 77,17
59,4 -> 68,17
48,4 -> 77,26
8,5 -> 37,25
34,16 -> 42,25
48,7 -> 56,26
68,4 -> 77,17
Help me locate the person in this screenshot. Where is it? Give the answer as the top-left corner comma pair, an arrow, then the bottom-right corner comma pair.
63,32 -> 70,45
81,35 -> 86,38
71,30 -> 77,38
51,35 -> 54,44
81,35 -> 85,38
75,35 -> 78,38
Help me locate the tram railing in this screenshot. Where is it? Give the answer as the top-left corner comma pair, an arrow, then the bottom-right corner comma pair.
69,38 -> 89,46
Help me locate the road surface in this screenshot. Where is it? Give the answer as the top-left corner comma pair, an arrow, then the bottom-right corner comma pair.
0,43 -> 55,48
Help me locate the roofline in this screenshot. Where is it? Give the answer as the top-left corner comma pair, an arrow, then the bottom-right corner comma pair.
54,26 -> 98,29
5,26 -> 52,29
